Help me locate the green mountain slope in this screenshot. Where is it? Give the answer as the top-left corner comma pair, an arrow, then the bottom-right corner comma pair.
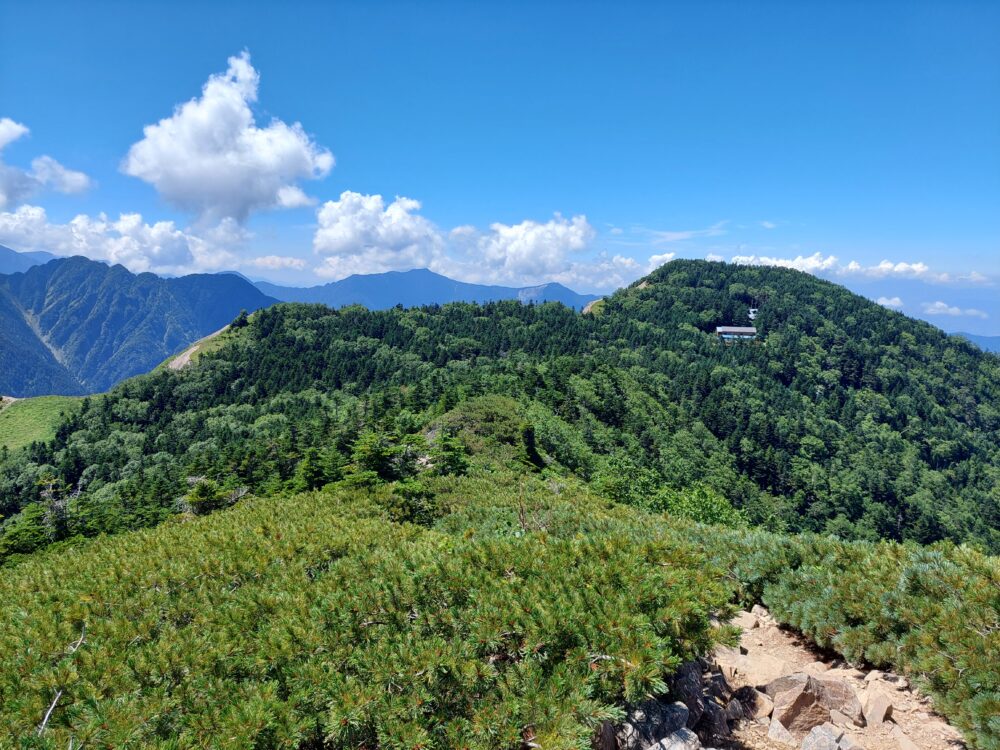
0,396 -> 82,452
0,244 -> 55,274
0,257 -> 277,396
1,258 -> 999,553
0,288 -> 83,395
0,259 -> 998,748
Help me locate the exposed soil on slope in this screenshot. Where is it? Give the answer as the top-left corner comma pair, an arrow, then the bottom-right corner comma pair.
720,608 -> 965,750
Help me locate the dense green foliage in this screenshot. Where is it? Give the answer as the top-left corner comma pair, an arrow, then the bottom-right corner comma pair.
0,463 -> 996,748
0,471 -> 734,749
0,396 -> 81,452
2,260 -> 999,557
0,256 -> 275,396
0,259 -> 998,747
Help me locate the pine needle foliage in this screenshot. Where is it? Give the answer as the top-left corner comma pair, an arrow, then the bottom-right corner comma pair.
0,475 -> 732,749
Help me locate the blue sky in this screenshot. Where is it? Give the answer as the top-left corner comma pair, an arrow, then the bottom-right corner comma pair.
1,1 -> 998,332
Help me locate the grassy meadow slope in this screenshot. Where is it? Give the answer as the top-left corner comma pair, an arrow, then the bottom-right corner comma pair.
0,396 -> 82,452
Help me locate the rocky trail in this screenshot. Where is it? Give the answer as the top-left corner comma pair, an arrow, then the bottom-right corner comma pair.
596,606 -> 965,750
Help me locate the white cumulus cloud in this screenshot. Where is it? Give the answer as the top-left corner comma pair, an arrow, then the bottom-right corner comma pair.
876,296 -> 904,308
471,213 -> 595,285
0,118 -> 29,150
0,118 -> 91,209
921,301 -> 988,319
313,191 -> 444,278
310,191 -> 652,290
731,251 -> 840,273
726,251 -> 991,287
122,51 -> 333,223
0,204 -> 239,275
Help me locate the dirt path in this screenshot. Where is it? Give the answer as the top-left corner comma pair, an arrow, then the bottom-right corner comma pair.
720,608 -> 965,750
168,343 -> 200,371
168,325 -> 229,371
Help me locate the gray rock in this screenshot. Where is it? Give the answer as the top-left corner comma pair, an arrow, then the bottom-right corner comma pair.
705,673 -> 732,702
802,723 -> 845,750
593,720 -> 617,750
696,700 -> 730,740
724,698 -> 746,721
767,718 -> 797,747
650,727 -> 702,750
670,661 -> 706,728
617,700 -> 691,750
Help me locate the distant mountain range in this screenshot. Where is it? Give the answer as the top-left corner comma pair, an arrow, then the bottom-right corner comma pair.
0,247 -> 602,397
256,268 -> 601,310
0,256 -> 275,397
958,332 -> 1000,353
0,244 -> 56,275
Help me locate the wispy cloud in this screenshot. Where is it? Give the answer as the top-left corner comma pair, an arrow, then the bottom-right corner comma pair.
921,301 -> 988,319
728,251 -> 991,286
645,221 -> 728,244
876,296 -> 904,308
731,251 -> 839,273
0,117 -> 91,209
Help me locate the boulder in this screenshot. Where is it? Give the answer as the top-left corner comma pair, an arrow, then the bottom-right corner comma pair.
764,673 -> 810,698
731,610 -> 760,630
772,683 -> 831,734
593,721 -> 617,750
732,685 -> 773,719
649,727 -> 701,750
802,723 -> 844,750
864,670 -> 884,684
696,700 -> 730,740
724,699 -> 746,721
714,650 -> 792,688
767,718 -> 797,747
864,689 -> 894,727
812,675 -> 864,726
705,673 -> 731,702
764,673 -> 864,731
829,710 -> 855,728
669,661 -> 705,728
617,700 -> 690,750
803,661 -> 831,674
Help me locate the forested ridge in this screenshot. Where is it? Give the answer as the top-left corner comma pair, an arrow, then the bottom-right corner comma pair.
0,259 -> 998,748
2,259 -> 998,557
0,256 -> 275,396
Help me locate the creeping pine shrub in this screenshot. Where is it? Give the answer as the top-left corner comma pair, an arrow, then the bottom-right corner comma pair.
0,481 -> 733,749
